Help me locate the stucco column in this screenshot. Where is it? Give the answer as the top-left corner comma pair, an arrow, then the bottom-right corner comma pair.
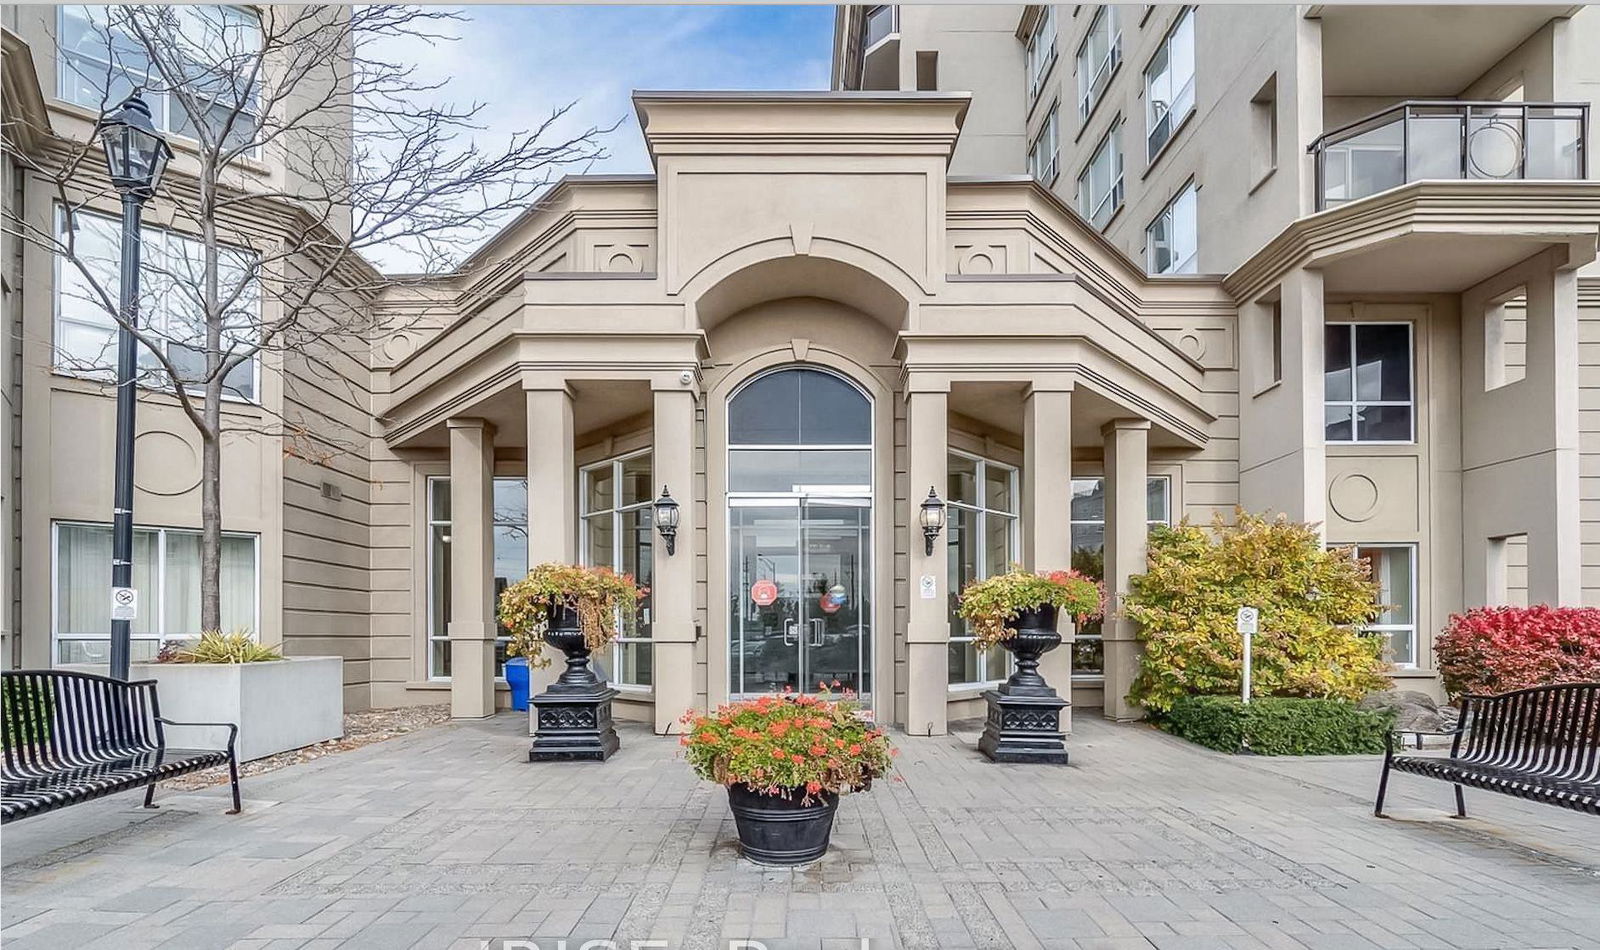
525,387 -> 576,699
904,385 -> 949,736
1101,419 -> 1150,722
1239,266 -> 1326,528
1023,386 -> 1073,714
652,387 -> 697,732
446,418 -> 496,719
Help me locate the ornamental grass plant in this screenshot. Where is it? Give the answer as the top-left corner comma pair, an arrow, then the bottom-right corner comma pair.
681,687 -> 895,804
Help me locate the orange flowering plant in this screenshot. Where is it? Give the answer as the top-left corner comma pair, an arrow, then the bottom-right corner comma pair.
680,686 -> 895,803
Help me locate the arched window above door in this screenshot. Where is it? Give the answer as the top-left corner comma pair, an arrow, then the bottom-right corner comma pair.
728,368 -> 870,446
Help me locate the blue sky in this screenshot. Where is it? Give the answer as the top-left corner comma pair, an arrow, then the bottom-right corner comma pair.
399,5 -> 836,175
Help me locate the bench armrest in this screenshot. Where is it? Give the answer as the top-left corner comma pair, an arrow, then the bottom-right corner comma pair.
157,717 -> 239,755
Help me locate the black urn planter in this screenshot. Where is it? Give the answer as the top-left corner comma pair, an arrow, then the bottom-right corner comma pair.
726,784 -> 839,866
978,603 -> 1071,765
528,600 -> 620,762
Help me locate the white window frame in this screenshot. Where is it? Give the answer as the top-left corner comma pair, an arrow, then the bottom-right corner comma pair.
1146,181 -> 1198,275
1078,123 -> 1124,229
1069,475 -> 1171,682
580,450 -> 654,691
1026,6 -> 1058,102
425,476 -> 524,681
56,5 -> 264,159
1076,6 -> 1121,119
1144,6 -> 1195,160
53,205 -> 262,404
1324,322 -> 1416,445
948,451 -> 1020,689
1347,543 -> 1419,669
50,520 -> 261,664
1029,105 -> 1060,184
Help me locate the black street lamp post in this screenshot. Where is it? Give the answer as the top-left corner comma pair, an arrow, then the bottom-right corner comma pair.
98,95 -> 172,680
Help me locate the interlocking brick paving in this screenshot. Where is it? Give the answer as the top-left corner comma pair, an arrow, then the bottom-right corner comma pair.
3,713 -> 1597,949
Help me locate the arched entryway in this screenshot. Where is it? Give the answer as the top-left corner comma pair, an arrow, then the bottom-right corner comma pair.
726,367 -> 874,700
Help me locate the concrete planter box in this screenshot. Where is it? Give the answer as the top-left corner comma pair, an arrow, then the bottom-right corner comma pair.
73,656 -> 344,761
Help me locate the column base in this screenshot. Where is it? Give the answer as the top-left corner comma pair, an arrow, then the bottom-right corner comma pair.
529,685 -> 620,762
978,690 -> 1070,764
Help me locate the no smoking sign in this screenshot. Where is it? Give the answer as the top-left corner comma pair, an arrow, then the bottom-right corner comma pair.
111,587 -> 138,622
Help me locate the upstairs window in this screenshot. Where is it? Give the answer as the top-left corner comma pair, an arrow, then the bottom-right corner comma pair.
1078,123 -> 1124,229
1144,6 -> 1195,160
55,206 -> 259,401
1026,6 -> 1057,102
1028,106 -> 1060,184
1324,323 -> 1414,443
1076,7 -> 1120,119
58,5 -> 263,154
1146,181 -> 1198,274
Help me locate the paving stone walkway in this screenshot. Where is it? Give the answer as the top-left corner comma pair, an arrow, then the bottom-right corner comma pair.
3,712 -> 1597,950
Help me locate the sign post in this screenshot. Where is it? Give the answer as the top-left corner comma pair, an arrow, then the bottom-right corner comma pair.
1235,606 -> 1259,705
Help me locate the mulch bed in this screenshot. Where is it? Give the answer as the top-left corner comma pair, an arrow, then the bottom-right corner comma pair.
164,704 -> 452,791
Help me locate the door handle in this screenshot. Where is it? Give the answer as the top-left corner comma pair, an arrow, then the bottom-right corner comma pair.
809,618 -> 825,647
783,620 -> 799,646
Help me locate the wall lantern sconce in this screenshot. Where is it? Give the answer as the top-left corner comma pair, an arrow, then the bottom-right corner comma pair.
654,486 -> 680,556
919,487 -> 946,556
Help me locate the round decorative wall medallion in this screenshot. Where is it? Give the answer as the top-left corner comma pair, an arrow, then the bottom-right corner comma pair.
1178,332 -> 1205,359
1328,472 -> 1380,523
380,331 -> 414,364
962,251 -> 995,275
133,429 -> 202,496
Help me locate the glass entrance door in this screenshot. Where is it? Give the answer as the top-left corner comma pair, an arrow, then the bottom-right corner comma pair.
730,499 -> 870,698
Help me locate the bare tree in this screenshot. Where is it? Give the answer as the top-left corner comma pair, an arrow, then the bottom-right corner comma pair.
3,5 -> 608,635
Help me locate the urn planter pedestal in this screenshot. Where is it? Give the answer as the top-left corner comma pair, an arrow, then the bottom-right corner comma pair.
979,605 -> 1071,764
528,603 -> 619,762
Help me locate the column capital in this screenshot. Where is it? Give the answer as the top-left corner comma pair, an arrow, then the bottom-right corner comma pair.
1023,379 -> 1075,398
445,416 -> 494,433
1101,418 -> 1152,437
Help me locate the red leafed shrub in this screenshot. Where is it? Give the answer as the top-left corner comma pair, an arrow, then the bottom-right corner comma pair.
1435,605 -> 1600,698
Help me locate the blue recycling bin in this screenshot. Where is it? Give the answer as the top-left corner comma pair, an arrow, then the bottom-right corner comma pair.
505,656 -> 530,711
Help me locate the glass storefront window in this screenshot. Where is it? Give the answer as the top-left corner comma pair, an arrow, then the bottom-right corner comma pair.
426,476 -> 527,679
948,452 -> 1018,687
1069,476 -> 1171,679
582,452 -> 654,688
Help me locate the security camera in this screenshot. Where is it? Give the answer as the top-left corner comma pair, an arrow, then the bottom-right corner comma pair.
679,370 -> 694,386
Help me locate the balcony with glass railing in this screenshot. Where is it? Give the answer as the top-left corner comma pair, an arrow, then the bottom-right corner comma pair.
1310,101 -> 1588,210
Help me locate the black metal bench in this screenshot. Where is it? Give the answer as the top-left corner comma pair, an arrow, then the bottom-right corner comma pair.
1375,682 -> 1598,819
2,669 -> 241,823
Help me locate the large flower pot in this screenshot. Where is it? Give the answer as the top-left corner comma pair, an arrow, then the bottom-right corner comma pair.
978,603 -> 1071,764
528,598 -> 619,762
997,604 -> 1063,697
727,785 -> 839,866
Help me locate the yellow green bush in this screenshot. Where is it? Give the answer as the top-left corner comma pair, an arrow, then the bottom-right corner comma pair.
1123,511 -> 1390,714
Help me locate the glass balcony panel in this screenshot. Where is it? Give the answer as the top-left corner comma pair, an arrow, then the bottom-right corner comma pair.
1524,107 -> 1585,179
1406,110 -> 1465,181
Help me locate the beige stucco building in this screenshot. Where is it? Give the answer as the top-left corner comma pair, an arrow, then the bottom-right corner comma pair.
5,5 -> 1600,732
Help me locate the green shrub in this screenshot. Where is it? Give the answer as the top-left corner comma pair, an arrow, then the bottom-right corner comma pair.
1163,695 -> 1394,755
1123,511 -> 1390,714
